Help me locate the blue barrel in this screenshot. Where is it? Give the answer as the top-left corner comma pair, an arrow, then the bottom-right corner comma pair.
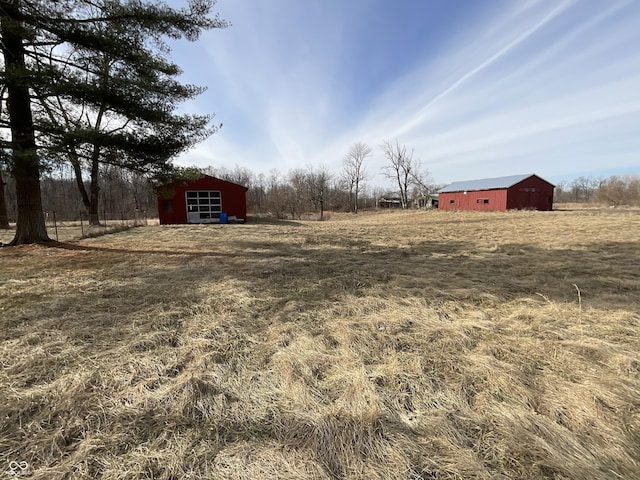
219,212 -> 228,224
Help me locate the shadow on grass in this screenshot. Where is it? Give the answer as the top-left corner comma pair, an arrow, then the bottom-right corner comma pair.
41,241 -> 230,258
247,216 -> 306,227
2,224 -> 639,480
38,234 -> 640,312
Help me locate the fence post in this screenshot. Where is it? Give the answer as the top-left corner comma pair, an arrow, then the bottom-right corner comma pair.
52,211 -> 59,242
80,212 -> 84,238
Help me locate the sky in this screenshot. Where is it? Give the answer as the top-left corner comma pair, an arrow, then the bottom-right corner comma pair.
167,0 -> 640,188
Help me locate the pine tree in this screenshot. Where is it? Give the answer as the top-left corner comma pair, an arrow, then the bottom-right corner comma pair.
0,0 -> 226,243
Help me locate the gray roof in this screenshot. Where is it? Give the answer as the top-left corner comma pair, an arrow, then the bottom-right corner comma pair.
438,174 -> 551,193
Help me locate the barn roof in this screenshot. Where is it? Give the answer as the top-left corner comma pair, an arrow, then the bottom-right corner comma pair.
438,174 -> 552,193
157,174 -> 248,191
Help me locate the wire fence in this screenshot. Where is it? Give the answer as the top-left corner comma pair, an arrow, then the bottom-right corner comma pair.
42,210 -> 152,242
0,210 -> 159,244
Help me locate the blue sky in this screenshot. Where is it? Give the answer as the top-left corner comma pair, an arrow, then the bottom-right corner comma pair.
169,0 -> 640,187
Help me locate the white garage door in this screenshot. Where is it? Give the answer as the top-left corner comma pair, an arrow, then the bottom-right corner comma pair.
186,190 -> 222,223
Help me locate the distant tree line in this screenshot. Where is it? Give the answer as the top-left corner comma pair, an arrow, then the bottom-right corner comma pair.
0,164 -> 155,224
555,175 -> 640,206
0,139 -> 438,224
3,140 -> 636,228
204,164 -> 375,220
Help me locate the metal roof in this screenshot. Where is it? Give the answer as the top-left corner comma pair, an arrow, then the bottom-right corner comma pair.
438,174 -> 548,193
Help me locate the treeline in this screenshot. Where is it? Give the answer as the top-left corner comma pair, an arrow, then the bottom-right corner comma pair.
2,167 -> 638,226
555,175 -> 640,206
205,139 -> 436,218
203,165 -> 383,219
1,138 -> 438,224
1,165 -> 155,224
0,163 -> 418,223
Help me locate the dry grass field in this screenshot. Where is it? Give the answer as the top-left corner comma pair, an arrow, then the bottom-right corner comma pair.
1,207 -> 639,479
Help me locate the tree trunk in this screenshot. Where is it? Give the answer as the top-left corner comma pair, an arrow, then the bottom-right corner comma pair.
70,155 -> 91,209
12,173 -> 49,244
354,180 -> 359,214
87,98 -> 107,226
89,155 -> 101,225
69,146 -> 101,225
88,196 -> 100,225
402,173 -> 410,209
0,169 -> 10,229
1,2 -> 50,244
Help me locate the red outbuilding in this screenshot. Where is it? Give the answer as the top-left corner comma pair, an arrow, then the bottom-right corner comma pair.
438,174 -> 554,212
155,175 -> 248,224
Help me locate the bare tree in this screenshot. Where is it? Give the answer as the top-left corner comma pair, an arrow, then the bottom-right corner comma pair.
409,169 -> 435,209
381,139 -> 419,208
288,169 -> 309,219
569,176 -> 599,203
266,169 -> 287,219
307,165 -> 332,220
554,180 -> 571,203
343,142 -> 371,213
596,174 -> 640,206
249,173 -> 268,214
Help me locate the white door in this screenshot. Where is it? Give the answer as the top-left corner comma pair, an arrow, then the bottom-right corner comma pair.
185,190 -> 222,223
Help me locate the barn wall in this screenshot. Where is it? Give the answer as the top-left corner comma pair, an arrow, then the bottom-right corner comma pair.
506,176 -> 554,211
157,176 -> 248,225
158,184 -> 187,224
438,189 -> 508,211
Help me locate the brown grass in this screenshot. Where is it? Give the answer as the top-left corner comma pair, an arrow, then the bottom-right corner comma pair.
1,207 -> 639,479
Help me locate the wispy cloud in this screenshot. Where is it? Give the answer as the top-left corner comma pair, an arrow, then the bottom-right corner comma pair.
172,0 -> 640,185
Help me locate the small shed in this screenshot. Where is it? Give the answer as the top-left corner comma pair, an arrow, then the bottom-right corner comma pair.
414,193 -> 439,209
156,175 -> 248,224
438,174 -> 554,211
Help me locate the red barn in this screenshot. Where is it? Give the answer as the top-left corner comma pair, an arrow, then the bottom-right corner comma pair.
156,175 -> 248,224
438,174 -> 554,212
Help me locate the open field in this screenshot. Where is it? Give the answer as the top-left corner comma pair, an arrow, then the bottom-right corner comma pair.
1,208 -> 639,479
